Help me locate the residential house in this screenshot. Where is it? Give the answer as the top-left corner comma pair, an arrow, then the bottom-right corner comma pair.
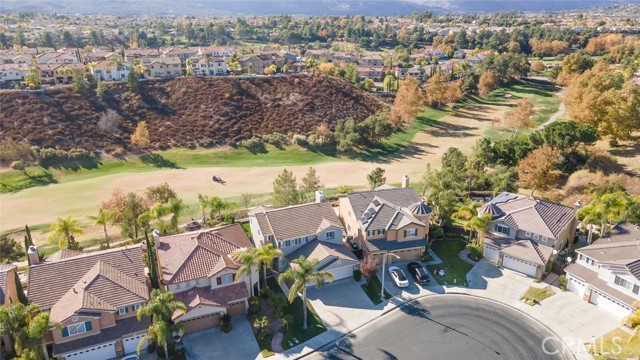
565,222 -> 640,318
35,51 -> 79,65
396,66 -> 425,81
143,57 -> 182,78
1,64 -> 30,84
238,53 -> 285,74
124,48 -> 162,62
481,192 -> 577,280
195,46 -> 235,58
192,56 -> 228,76
360,53 -> 385,67
162,48 -> 197,65
154,224 -> 255,334
305,49 -> 332,61
91,60 -> 131,81
357,66 -> 384,82
249,196 -> 357,281
0,264 -> 19,307
27,246 -> 150,360
12,55 -> 33,65
82,51 -> 120,63
332,51 -> 359,63
338,178 -> 431,264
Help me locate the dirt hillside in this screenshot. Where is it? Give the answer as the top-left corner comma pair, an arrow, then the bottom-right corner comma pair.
0,73 -> 386,150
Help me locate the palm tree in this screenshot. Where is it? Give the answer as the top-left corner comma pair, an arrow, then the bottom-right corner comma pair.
150,203 -> 171,233
14,311 -> 51,360
208,196 -> 229,222
578,191 -> 631,239
0,303 -> 40,356
136,289 -> 186,357
88,207 -> 117,247
86,61 -> 98,75
204,54 -> 213,75
197,194 -> 209,225
227,60 -> 240,75
108,56 -> 125,71
469,213 -> 493,246
166,197 -> 184,232
305,58 -> 316,73
255,244 -> 283,288
231,248 -> 260,297
278,256 -> 334,330
184,59 -> 195,76
48,216 -> 83,249
452,201 -> 480,242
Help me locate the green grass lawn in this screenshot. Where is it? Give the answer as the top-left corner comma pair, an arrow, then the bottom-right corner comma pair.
489,83 -> 561,127
361,275 -> 392,305
521,286 -> 555,305
265,277 -> 326,351
426,240 -> 473,286
590,328 -> 640,360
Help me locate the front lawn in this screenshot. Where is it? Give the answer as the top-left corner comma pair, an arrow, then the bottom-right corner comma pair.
426,240 -> 473,286
361,275 -> 392,305
265,277 -> 326,350
521,286 -> 555,305
590,328 -> 640,360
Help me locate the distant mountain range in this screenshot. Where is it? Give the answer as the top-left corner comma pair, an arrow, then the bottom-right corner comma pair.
1,0 -> 638,16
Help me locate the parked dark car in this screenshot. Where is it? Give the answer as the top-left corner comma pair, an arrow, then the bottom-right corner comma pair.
408,262 -> 430,285
347,236 -> 359,250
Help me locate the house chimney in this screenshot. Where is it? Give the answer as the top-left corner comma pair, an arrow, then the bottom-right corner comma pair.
27,245 -> 39,265
152,229 -> 161,251
315,190 -> 325,204
401,175 -> 410,188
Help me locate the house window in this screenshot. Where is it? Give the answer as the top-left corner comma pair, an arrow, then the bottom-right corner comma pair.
525,231 -> 531,237
62,322 -> 91,337
218,273 -> 234,286
133,304 -> 141,311
614,276 -> 629,289
367,230 -> 375,237
541,237 -> 547,242
117,307 -> 128,315
495,224 -> 510,235
377,229 -> 385,235
634,285 -> 640,295
284,240 -> 291,247
404,229 -> 418,238
533,234 -> 539,240
326,231 -> 335,240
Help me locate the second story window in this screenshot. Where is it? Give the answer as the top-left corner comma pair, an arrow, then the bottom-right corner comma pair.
495,224 -> 510,236
404,228 -> 418,237
367,230 -> 375,237
326,231 -> 335,240
217,273 -> 235,286
377,229 -> 385,235
133,304 -> 141,311
117,306 -> 129,315
62,321 -> 91,337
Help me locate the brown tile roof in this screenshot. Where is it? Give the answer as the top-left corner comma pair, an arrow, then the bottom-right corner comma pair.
362,197 -> 425,232
251,202 -> 343,241
157,223 -> 253,285
45,249 -> 85,262
501,240 -> 553,266
565,262 -> 637,308
50,261 -> 149,323
173,283 -> 248,320
28,246 -> 146,310
286,240 -> 358,264
593,222 -> 640,246
489,192 -> 575,238
0,264 -> 16,305
576,223 -> 640,279
346,187 -> 421,220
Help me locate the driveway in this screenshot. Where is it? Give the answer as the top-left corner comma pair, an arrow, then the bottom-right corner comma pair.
183,316 -> 259,360
380,261 -> 439,299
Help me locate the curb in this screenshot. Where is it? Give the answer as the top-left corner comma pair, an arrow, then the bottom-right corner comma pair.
291,291 -> 580,360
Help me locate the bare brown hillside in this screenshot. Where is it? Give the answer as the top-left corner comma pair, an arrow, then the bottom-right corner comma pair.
0,74 -> 386,151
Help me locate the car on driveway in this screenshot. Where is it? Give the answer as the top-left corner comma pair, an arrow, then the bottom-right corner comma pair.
388,266 -> 409,287
408,262 -> 430,285
347,236 -> 359,250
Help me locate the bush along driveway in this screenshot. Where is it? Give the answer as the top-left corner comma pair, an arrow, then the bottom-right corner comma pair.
426,240 -> 474,287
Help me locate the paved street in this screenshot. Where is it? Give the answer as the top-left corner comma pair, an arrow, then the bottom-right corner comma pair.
306,294 -> 572,360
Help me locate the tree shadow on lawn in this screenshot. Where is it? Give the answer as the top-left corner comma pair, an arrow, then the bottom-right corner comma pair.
423,118 -> 478,138
140,153 -> 183,169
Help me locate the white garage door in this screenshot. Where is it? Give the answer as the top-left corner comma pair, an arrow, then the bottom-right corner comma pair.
329,264 -> 355,281
502,255 -> 538,278
590,290 -> 632,318
62,342 -> 116,360
123,333 -> 146,355
566,275 -> 586,296
484,245 -> 500,261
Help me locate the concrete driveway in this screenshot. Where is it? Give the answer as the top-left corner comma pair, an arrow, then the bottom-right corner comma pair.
380,261 -> 439,299
183,316 -> 259,360
307,278 -> 385,332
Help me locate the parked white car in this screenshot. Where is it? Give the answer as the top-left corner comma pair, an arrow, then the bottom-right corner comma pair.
388,265 -> 409,288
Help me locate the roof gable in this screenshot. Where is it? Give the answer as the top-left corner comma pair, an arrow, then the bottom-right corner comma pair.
251,202 -> 342,241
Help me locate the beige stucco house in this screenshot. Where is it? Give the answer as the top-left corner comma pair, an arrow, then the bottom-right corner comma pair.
0,263 -> 19,307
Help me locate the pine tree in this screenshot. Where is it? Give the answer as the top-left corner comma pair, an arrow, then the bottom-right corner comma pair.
272,169 -> 300,207
127,68 -> 140,92
300,167 -> 323,202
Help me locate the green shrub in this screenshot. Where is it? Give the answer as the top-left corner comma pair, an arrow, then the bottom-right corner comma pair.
353,269 -> 362,281
545,260 -> 553,273
559,275 -> 568,291
221,313 -> 232,333
466,242 -> 483,261
32,146 -> 97,168
238,137 -> 267,153
248,296 -> 261,315
429,225 -> 445,240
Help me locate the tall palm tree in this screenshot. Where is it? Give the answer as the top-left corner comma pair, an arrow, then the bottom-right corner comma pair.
149,203 -> 170,233
166,197 -> 184,232
204,54 -> 213,73
14,311 -> 51,360
278,256 -> 333,330
108,56 -> 125,71
48,216 -> 83,249
184,59 -> 194,76
208,196 -> 230,221
136,289 -> 186,357
0,303 -> 40,356
231,248 -> 260,297
88,207 -> 117,247
255,244 -> 283,288
578,191 -> 630,238
469,213 -> 493,246
86,61 -> 98,75
197,193 -> 209,225
452,201 -> 480,242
